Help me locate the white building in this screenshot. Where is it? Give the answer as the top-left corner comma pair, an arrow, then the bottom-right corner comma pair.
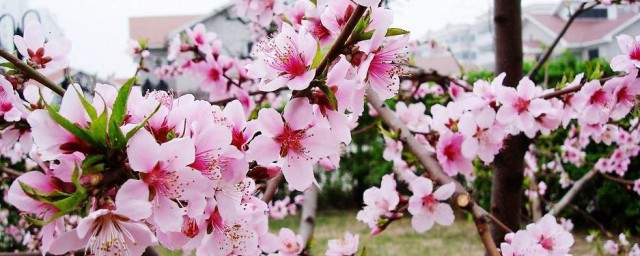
129,4 -> 253,95
420,1 -> 640,74
0,0 -> 64,52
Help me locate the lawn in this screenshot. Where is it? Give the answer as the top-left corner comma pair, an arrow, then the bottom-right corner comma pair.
157,210 -> 598,255
270,211 -> 597,255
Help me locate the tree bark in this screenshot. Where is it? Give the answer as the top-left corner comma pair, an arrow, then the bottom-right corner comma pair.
299,179 -> 319,245
491,0 -> 526,245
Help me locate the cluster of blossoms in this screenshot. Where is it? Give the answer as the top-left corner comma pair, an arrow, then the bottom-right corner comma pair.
359,26 -> 640,251
2,0 -> 640,254
1,0 -> 411,255
269,194 -> 304,219
500,214 -> 574,256
587,232 -> 640,256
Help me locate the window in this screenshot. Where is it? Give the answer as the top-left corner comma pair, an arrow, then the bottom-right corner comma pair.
578,8 -> 608,19
588,48 -> 599,60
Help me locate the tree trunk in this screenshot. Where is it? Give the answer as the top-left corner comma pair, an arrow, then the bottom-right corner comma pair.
491,0 -> 526,245
299,169 -> 319,245
299,183 -> 319,245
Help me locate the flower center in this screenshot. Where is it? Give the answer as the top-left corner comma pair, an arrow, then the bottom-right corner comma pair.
274,124 -> 306,157
422,195 -> 438,212
589,89 -> 608,105
514,97 -> 530,113
540,236 -> 554,250
630,43 -> 640,61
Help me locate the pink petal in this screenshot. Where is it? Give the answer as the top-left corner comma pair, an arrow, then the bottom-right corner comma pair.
411,213 -> 435,233
246,135 -> 281,165
114,179 -> 152,221
283,98 -> 313,130
433,183 -> 456,201
257,108 -> 284,137
7,171 -> 55,213
151,196 -> 185,233
282,155 -> 315,191
47,229 -> 90,255
288,69 -> 316,90
496,106 -> 517,125
410,177 -> 433,197
433,204 -> 455,226
528,99 -> 551,117
120,221 -> 158,256
159,137 -> 196,170
261,76 -> 289,92
126,129 -> 160,173
302,125 -> 340,159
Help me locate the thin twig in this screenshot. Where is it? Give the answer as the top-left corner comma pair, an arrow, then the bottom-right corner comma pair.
0,48 -> 66,96
527,1 -> 598,78
366,86 -> 500,255
210,86 -> 289,105
486,212 -> 514,234
1,166 -> 23,177
351,122 -> 377,136
262,173 -> 284,203
316,5 -> 367,77
550,168 -> 599,215
600,172 -> 635,185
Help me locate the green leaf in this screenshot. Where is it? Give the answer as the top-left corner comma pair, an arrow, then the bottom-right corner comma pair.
46,105 -> 97,146
72,86 -> 98,121
109,77 -> 136,150
81,154 -> 104,170
310,0 -> 317,4
110,77 -> 135,126
318,83 -> 338,111
385,28 -> 409,37
311,41 -> 323,69
360,247 -> 367,256
90,109 -> 109,146
51,167 -> 87,212
126,103 -> 161,141
0,62 -> 17,69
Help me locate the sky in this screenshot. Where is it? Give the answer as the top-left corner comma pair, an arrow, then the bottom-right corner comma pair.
26,0 -> 557,78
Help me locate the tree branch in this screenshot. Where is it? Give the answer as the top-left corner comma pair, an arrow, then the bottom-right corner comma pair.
527,1 -> 598,79
550,168 -> 598,215
262,173 -> 284,203
316,5 -> 367,76
1,166 -> 23,177
600,172 -> 635,185
365,86 -> 500,255
0,48 -> 66,96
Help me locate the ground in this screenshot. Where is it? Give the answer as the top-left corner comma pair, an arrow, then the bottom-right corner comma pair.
157,210 -> 598,255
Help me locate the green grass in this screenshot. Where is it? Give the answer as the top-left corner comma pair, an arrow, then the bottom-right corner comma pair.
158,210 -> 598,255
270,211 -> 598,256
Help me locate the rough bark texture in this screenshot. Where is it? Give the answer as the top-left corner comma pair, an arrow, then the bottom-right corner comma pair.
491,0 -> 526,245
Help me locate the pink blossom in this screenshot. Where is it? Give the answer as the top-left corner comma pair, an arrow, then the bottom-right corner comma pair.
382,135 -> 403,163
604,70 -> 640,121
357,35 -> 407,100
574,79 -> 613,125
408,178 -> 455,233
127,129 -> 209,232
326,232 -> 359,256
458,107 -> 505,164
526,214 -> 574,255
234,0 -> 284,27
356,174 -> 399,228
48,180 -> 157,256
436,132 -> 473,177
276,228 -> 304,256
500,231 -> 546,256
610,34 -> 640,72
247,23 -> 317,92
13,21 -> 70,73
395,102 -> 431,133
496,77 -> 552,137
603,239 -> 620,255
246,98 -> 339,191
